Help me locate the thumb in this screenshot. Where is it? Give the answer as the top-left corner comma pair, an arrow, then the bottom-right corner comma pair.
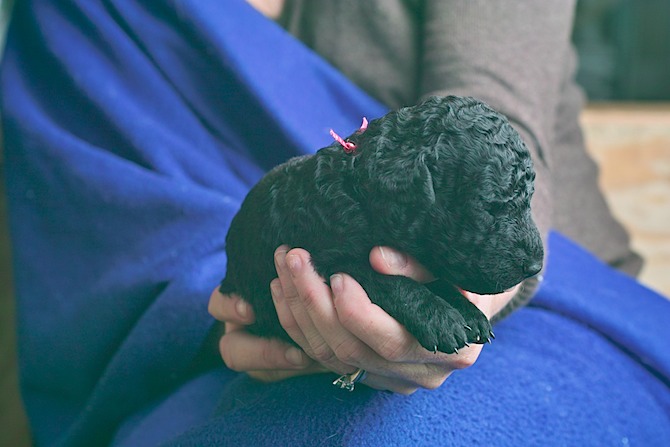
369,247 -> 434,283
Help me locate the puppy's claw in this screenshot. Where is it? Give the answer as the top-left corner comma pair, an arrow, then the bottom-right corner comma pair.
453,347 -> 459,355
464,342 -> 470,347
464,325 -> 472,331
433,345 -> 438,355
489,330 -> 496,339
486,338 -> 492,344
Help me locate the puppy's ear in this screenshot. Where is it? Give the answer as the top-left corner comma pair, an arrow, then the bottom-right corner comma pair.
421,162 -> 436,204
358,146 -> 438,207
347,101 -> 448,207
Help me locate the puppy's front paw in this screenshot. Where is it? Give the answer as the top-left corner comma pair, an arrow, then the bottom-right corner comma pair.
423,279 -> 492,349
355,274 -> 480,355
460,304 -> 493,345
407,300 -> 470,354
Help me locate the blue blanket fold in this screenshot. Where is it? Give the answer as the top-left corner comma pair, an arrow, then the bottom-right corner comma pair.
2,1 -> 669,446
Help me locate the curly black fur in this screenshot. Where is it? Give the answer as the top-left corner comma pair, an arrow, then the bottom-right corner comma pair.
220,96 -> 543,353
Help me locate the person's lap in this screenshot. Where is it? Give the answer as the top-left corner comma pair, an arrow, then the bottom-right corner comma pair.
3,1 -> 669,445
113,234 -> 670,446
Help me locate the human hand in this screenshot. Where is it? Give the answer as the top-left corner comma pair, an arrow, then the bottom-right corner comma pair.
208,288 -> 324,382
269,246 -> 519,393
209,246 -> 519,393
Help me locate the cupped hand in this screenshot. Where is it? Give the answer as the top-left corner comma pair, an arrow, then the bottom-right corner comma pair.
209,246 -> 519,393
208,288 -> 325,382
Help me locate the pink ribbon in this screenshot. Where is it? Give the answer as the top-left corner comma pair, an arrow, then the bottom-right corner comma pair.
330,117 -> 368,153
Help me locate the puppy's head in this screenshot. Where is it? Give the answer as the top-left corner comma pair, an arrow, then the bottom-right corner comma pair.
348,96 -> 544,294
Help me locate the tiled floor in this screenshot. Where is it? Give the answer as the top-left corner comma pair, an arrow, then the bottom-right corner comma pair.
581,104 -> 670,299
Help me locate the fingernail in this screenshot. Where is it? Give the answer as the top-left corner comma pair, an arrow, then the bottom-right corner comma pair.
285,346 -> 308,367
235,299 -> 250,319
330,274 -> 343,294
274,247 -> 288,267
286,254 -> 302,273
380,247 -> 407,269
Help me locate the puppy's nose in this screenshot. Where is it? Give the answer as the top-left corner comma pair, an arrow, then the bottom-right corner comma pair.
524,260 -> 543,277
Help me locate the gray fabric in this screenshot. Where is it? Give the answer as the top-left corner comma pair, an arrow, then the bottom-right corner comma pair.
279,0 -> 642,276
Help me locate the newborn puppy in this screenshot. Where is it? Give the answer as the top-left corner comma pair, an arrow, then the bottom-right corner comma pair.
220,96 -> 544,354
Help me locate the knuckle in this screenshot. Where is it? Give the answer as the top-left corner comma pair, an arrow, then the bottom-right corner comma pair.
377,338 -> 412,362
449,355 -> 478,370
333,339 -> 365,365
418,373 -> 450,390
207,292 -> 225,320
311,340 -> 337,364
260,341 -> 279,367
278,317 -> 299,335
336,304 -> 374,336
219,338 -> 242,372
336,305 -> 359,328
298,287 -> 321,312
276,308 -> 298,332
269,278 -> 282,299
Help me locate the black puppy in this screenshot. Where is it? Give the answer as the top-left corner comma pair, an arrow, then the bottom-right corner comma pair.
220,96 -> 543,354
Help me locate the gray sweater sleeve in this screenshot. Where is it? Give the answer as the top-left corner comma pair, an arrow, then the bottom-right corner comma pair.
278,0 -> 641,283
420,0 -> 578,244
280,0 -> 577,247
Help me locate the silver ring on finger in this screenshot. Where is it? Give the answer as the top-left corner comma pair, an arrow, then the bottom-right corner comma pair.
332,368 -> 367,392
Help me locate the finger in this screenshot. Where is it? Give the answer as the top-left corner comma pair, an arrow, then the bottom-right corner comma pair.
208,288 -> 255,324
369,247 -> 434,283
274,245 -> 299,299
357,348 -> 481,391
341,262 -> 487,367
332,273 -> 484,365
331,273 -> 432,363
441,343 -> 484,370
280,248 -> 354,373
274,246 -> 315,327
223,321 -> 245,334
330,272 -> 487,390
274,246 -> 320,353
218,329 -> 313,372
275,247 -> 484,389
270,277 -> 310,350
277,253 -> 434,379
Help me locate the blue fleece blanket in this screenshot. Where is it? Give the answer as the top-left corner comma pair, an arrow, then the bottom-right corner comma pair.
2,1 -> 669,446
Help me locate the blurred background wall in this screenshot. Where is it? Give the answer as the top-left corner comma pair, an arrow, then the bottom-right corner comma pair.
573,0 -> 670,101
572,0 -> 670,299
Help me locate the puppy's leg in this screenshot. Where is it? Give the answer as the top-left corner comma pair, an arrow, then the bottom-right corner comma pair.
346,270 -> 472,354
425,279 -> 493,345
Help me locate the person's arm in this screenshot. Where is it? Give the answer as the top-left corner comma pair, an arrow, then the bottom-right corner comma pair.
420,0 -> 577,316
421,0 -> 577,243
